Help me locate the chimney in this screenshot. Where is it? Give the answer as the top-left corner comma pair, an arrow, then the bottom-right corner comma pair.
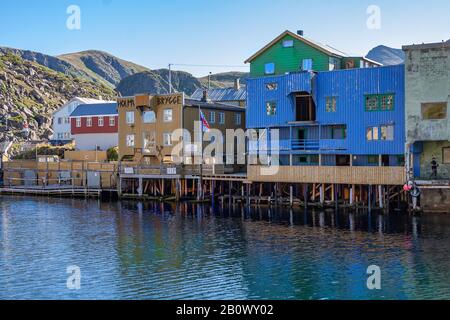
297,30 -> 304,37
201,90 -> 209,102
234,78 -> 241,90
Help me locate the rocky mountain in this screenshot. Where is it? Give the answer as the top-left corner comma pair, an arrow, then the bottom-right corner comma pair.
0,51 -> 116,143
116,70 -> 247,97
198,72 -> 248,89
57,50 -> 150,87
0,47 -> 149,88
116,69 -> 203,97
366,45 -> 405,65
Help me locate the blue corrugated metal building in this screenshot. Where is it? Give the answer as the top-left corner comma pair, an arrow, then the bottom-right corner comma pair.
246,65 -> 405,167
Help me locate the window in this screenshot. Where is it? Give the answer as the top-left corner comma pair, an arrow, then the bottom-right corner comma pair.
380,95 -> 394,111
282,39 -> 294,48
76,118 -> 81,128
266,83 -> 278,91
326,97 -> 337,112
235,113 -> 242,125
266,101 -> 276,116
210,111 -> 216,124
219,112 -> 225,124
365,94 -> 395,111
143,131 -> 156,154
422,102 -> 447,120
329,57 -> 340,71
86,117 -> 92,127
109,116 -> 115,126
264,63 -> 275,75
126,134 -> 135,147
57,133 -> 63,139
365,96 -> 379,111
64,132 -> 70,139
98,117 -> 104,127
302,59 -> 313,71
366,127 -> 379,141
143,111 -> 156,123
367,125 -> 394,141
64,117 -> 70,124
58,117 -> 63,125
126,111 -> 135,124
163,132 -> 172,146
380,125 -> 394,140
368,155 -> 379,164
443,148 -> 450,164
331,125 -> 346,139
163,109 -> 173,122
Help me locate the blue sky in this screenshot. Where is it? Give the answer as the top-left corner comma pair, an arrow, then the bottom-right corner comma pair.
1,0 -> 450,76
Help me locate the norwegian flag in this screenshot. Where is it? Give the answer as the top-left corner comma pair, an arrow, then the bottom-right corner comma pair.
200,110 -> 210,132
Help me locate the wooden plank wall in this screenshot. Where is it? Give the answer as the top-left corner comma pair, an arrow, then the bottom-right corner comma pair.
248,165 -> 406,186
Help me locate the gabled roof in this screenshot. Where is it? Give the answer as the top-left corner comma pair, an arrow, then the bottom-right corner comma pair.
70,103 -> 118,117
190,88 -> 247,102
245,30 -> 349,64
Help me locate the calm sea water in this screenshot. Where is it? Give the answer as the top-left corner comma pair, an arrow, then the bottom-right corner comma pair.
0,195 -> 449,300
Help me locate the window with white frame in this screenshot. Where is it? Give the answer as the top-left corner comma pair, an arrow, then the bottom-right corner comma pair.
265,63 -> 275,75
64,132 -> 70,139
163,132 -> 172,146
109,116 -> 115,126
76,118 -> 81,128
98,117 -> 104,127
380,125 -> 394,140
126,111 -> 135,124
163,109 -> 173,122
282,39 -> 294,48
302,59 -> 313,71
64,117 -> 70,124
210,111 -> 216,124
143,111 -> 156,123
219,112 -> 225,124
366,127 -> 379,141
86,117 -> 92,127
126,134 -> 135,147
235,113 -> 242,125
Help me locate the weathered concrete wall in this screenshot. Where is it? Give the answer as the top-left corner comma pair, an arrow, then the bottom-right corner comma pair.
420,141 -> 450,179
404,43 -> 450,143
421,188 -> 450,213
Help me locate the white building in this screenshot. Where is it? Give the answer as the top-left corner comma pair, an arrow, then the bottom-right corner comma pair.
51,97 -> 111,142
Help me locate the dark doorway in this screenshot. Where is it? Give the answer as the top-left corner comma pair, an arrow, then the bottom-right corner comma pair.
381,155 -> 390,167
298,128 -> 307,140
336,155 -> 350,166
296,92 -> 316,122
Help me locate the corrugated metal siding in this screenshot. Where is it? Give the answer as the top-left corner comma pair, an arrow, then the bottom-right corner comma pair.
315,65 -> 405,155
246,72 -> 312,128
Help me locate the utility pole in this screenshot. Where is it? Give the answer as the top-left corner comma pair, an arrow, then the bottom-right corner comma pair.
168,63 -> 172,93
197,104 -> 203,201
208,72 -> 212,90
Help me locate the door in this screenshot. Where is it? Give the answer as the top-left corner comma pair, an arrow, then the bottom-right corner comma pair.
87,171 -> 101,188
24,170 -> 36,186
296,93 -> 316,122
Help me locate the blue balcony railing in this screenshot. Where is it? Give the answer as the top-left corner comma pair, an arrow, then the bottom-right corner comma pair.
291,139 -> 320,151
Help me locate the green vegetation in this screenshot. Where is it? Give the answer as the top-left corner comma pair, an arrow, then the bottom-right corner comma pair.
107,146 -> 119,161
1,52 -> 22,65
12,143 -> 74,160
